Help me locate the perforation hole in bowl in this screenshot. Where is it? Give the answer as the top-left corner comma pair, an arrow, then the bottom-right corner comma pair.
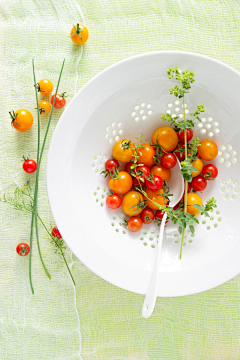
132,102 -> 153,122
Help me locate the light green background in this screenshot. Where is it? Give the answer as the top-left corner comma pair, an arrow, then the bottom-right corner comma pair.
1,0 -> 240,359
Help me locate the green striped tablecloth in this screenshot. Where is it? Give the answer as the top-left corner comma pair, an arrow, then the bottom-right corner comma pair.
1,0 -> 240,359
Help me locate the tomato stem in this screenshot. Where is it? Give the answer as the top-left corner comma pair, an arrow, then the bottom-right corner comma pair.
38,107 -> 47,114
60,92 -> 67,99
9,111 -> 22,128
71,24 -> 83,41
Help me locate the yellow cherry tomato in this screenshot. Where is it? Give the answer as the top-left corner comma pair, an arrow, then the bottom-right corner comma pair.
108,171 -> 132,195
70,24 -> 89,45
151,126 -> 178,152
144,188 -> 168,210
122,191 -> 144,216
151,164 -> 171,182
39,100 -> 51,114
137,143 -> 156,167
37,79 -> 53,95
191,158 -> 203,178
186,193 -> 203,216
112,140 -> 135,162
198,140 -> 218,161
10,109 -> 33,132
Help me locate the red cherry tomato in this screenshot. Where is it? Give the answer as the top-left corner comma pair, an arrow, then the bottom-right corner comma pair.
191,176 -> 207,192
175,141 -> 186,162
173,203 -> 180,211
140,208 -> 155,224
52,227 -> 62,239
104,159 -> 120,175
177,129 -> 193,142
125,161 -> 135,173
128,216 -> 143,232
16,243 -> 30,256
161,153 -> 177,169
23,159 -> 37,173
135,166 -> 151,182
106,194 -> 122,209
132,176 -> 143,190
51,93 -> 66,109
202,164 -> 218,180
155,210 -> 169,224
146,175 -> 163,191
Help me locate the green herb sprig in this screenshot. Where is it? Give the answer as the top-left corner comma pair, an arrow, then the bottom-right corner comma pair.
163,67 -> 216,258
0,182 -> 75,285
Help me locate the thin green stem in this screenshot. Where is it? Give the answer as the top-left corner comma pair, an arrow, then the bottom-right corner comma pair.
29,212 -> 35,294
38,59 -> 65,165
33,58 -> 65,261
60,249 -> 76,286
32,59 -> 40,165
37,214 -> 50,233
30,59 -> 51,293
180,87 -> 188,259
29,59 -> 65,293
35,211 -> 51,279
36,215 -> 75,286
33,59 -> 51,279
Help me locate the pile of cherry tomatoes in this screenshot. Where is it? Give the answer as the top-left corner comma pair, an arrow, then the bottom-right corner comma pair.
10,79 -> 68,175
102,126 -> 218,232
10,79 -> 67,134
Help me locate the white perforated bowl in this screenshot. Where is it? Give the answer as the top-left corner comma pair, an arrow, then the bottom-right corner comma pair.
47,51 -> 240,297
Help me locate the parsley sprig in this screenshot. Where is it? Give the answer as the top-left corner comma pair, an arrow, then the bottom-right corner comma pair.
192,198 -> 217,216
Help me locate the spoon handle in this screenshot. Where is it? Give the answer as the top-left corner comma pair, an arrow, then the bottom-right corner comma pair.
142,212 -> 167,319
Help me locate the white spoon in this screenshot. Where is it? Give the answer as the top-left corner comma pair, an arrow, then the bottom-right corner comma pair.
142,158 -> 184,319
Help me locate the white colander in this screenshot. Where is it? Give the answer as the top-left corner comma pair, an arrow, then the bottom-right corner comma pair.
47,51 -> 240,297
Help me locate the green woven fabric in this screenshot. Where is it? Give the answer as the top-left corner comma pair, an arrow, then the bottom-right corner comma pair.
1,0 -> 240,359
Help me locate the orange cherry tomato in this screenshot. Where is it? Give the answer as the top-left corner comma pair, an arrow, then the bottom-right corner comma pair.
151,164 -> 171,182
144,188 -> 168,210
122,191 -> 144,216
70,24 -> 89,45
39,100 -> 51,114
186,193 -> 203,215
37,79 -> 53,95
191,158 -> 203,178
151,126 -> 178,152
108,171 -> 132,195
198,140 -> 218,161
137,143 -> 155,167
112,140 -> 135,162
10,109 -> 33,132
